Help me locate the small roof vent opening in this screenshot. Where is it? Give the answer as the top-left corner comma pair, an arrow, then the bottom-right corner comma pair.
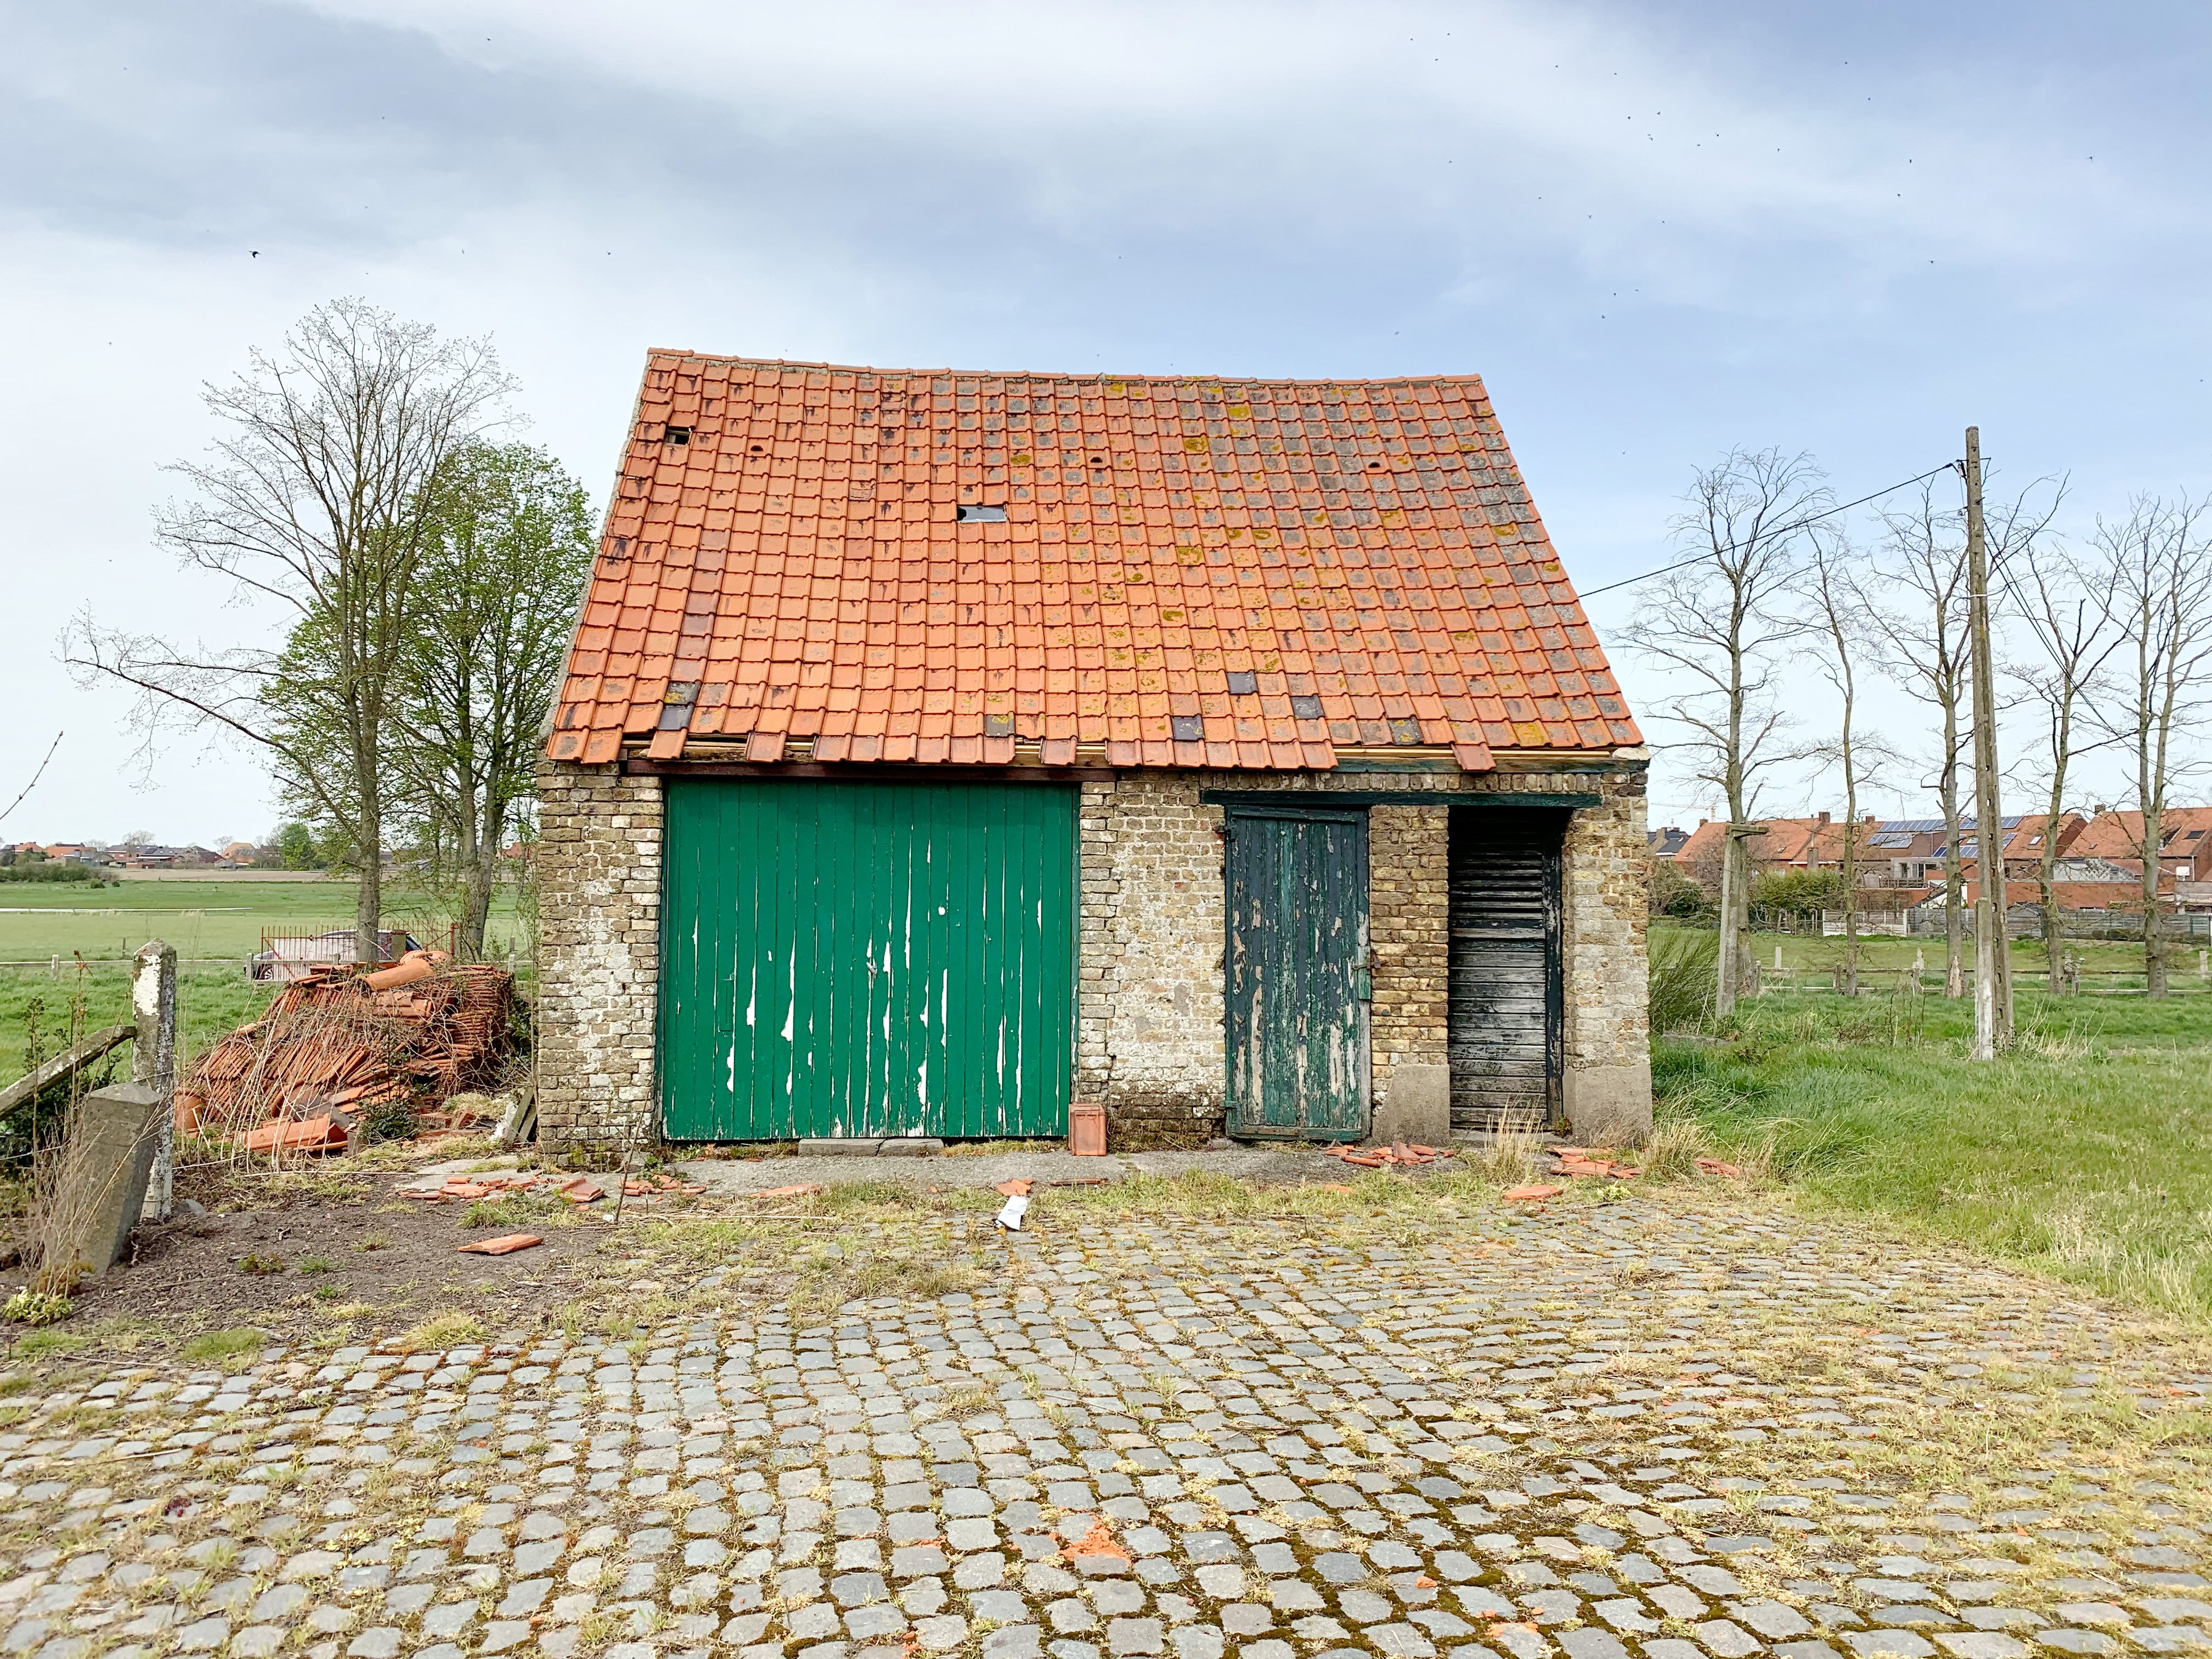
955,504 -> 1007,522
664,425 -> 691,444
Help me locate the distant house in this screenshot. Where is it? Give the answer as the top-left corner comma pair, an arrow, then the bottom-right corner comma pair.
2069,807 -> 2212,882
1953,812 -> 2084,876
1667,813 -> 1884,887
1647,825 -> 1690,859
221,841 -> 262,866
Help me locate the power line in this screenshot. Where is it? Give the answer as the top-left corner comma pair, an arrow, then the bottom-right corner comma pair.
1577,461 -> 1960,601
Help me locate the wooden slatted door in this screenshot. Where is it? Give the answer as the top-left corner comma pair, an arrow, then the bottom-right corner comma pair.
1225,805 -> 1370,1140
659,778 -> 1076,1141
1448,810 -> 1564,1133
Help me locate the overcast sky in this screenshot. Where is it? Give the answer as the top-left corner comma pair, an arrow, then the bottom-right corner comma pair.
5,1 -> 2209,844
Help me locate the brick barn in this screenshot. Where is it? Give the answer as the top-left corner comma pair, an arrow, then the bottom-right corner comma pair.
535,354 -> 1651,1153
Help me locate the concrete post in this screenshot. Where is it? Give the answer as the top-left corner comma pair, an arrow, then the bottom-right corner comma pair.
49,1082 -> 166,1283
132,939 -> 177,1222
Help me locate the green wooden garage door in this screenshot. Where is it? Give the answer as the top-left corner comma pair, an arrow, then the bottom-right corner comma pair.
660,778 -> 1076,1141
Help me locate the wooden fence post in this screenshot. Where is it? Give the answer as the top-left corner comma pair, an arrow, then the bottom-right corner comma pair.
133,939 -> 178,1221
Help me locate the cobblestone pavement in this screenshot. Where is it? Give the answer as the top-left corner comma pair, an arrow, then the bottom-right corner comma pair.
679,1149 -> 1344,1198
6,1189 -> 2212,1659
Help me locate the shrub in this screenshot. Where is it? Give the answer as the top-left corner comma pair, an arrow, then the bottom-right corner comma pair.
1,1288 -> 70,1327
1650,856 -> 1713,921
1750,868 -> 1848,927
0,863 -> 97,884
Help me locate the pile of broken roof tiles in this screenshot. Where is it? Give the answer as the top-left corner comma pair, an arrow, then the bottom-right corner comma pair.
545,356 -> 1642,771
175,962 -> 516,1144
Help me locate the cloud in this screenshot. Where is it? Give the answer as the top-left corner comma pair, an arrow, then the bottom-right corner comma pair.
3,0 -> 2209,834
280,0 -> 2179,301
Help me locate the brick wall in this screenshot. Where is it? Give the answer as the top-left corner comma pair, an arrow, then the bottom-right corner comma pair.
1073,766 -> 1652,1146
533,758 -> 1651,1149
1560,768 -> 1653,1142
534,763 -> 662,1151
1368,804 -> 1451,1096
1076,776 -> 1227,1146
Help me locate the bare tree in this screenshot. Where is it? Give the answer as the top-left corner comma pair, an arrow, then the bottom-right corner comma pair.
2097,495 -> 2212,997
388,442 -> 595,957
0,733 -> 62,832
1806,538 -> 1893,996
1626,449 -> 1830,1015
1868,484 -> 1974,997
67,301 -> 511,966
2004,529 -> 2121,991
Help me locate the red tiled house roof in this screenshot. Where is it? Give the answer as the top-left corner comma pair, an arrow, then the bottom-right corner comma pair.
546,354 -> 1641,771
1666,816 -> 1833,872
2070,808 -> 2212,865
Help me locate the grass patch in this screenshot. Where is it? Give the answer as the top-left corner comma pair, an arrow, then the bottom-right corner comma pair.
262,1169 -> 371,1205
1657,984 -> 2212,1320
461,1191 -> 570,1229
180,1327 -> 266,1365
399,1311 -> 486,1351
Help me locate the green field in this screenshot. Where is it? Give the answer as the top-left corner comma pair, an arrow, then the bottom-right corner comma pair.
0,878 -> 528,964
0,877 -> 532,1096
0,963 -> 273,1094
1659,973 -> 2212,1322
1711,924 -> 2210,991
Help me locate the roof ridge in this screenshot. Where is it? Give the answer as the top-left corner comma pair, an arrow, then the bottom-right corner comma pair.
639,348 -> 1489,390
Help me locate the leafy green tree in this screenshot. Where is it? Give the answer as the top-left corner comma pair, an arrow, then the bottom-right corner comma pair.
387,443 -> 594,956
1751,868 -> 1848,927
272,821 -> 322,870
1649,856 -> 1712,921
68,300 -> 512,968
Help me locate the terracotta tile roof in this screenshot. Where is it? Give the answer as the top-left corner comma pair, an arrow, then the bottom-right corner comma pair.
2069,808 -> 2212,863
1665,816 -> 1839,870
544,353 -> 1641,771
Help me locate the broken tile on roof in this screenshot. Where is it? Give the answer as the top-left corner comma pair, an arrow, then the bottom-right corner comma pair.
545,354 -> 1642,772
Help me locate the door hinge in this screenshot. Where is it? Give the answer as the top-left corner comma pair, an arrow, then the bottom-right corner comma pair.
1353,967 -> 1373,1002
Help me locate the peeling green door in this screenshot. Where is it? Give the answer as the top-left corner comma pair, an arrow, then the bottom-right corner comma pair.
1224,805 -> 1370,1139
661,778 -> 1075,1141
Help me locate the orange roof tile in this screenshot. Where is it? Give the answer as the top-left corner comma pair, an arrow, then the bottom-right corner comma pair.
2069,808 -> 2212,862
545,354 -> 1642,771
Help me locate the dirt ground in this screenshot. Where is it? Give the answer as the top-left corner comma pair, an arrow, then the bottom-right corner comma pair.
0,1145 -> 729,1348
0,1137 -> 1472,1361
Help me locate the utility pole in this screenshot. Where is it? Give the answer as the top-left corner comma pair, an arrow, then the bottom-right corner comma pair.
1964,427 -> 2014,1058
